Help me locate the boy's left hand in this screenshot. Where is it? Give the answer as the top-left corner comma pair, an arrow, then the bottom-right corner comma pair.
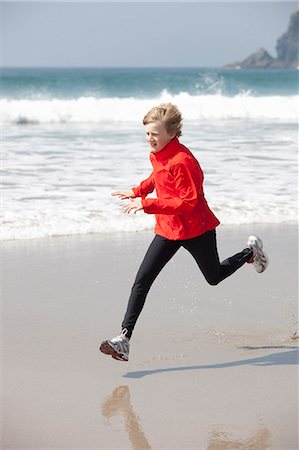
122,198 -> 143,214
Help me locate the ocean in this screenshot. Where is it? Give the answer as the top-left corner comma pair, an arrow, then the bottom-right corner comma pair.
1,67 -> 298,241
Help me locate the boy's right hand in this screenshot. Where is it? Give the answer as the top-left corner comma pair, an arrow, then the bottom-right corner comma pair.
111,190 -> 136,200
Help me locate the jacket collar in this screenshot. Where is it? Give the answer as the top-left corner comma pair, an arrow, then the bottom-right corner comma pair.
152,137 -> 180,162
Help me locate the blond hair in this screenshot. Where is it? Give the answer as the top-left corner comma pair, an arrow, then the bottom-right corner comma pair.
142,103 -> 183,137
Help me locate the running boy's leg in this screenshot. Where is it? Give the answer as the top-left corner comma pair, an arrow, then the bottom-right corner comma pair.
182,229 -> 252,286
122,235 -> 181,338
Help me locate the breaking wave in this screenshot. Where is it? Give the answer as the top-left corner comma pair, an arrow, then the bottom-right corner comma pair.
2,90 -> 297,124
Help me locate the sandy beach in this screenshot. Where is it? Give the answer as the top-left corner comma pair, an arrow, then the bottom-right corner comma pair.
1,224 -> 298,449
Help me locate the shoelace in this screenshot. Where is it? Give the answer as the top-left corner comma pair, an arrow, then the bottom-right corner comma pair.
112,328 -> 128,343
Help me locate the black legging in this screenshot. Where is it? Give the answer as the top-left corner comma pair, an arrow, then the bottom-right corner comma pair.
122,229 -> 252,339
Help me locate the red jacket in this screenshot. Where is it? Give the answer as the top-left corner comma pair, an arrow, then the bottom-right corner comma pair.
132,137 -> 220,240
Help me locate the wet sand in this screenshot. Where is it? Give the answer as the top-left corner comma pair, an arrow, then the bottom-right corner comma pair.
1,224 -> 298,449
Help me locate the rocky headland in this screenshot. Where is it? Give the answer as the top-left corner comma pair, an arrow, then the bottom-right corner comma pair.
225,10 -> 298,69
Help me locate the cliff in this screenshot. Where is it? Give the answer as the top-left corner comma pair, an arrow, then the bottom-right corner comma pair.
225,11 -> 299,69
273,10 -> 299,68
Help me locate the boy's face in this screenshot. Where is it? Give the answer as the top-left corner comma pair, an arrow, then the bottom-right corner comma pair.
145,121 -> 176,153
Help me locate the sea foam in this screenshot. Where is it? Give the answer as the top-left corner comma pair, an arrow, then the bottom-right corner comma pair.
2,90 -> 297,124
2,202 -> 297,241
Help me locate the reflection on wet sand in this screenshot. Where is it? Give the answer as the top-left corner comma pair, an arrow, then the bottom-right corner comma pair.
101,385 -> 152,450
207,427 -> 271,450
102,387 -> 272,450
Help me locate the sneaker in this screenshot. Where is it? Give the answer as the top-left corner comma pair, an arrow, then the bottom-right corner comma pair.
99,329 -> 130,361
246,235 -> 269,273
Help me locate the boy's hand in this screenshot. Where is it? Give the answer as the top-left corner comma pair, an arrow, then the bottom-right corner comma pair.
122,198 -> 143,214
111,190 -> 135,200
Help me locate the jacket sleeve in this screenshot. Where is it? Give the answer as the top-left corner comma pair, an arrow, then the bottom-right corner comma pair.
132,171 -> 155,198
142,161 -> 201,215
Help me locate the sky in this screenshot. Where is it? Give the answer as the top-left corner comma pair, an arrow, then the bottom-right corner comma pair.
1,1 -> 297,67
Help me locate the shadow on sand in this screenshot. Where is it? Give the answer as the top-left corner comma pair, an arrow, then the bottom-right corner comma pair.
123,346 -> 299,379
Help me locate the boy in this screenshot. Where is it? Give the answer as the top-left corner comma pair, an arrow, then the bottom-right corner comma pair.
100,103 -> 269,361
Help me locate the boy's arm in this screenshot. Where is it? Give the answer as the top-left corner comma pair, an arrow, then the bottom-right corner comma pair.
141,162 -> 201,214
132,172 -> 155,198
